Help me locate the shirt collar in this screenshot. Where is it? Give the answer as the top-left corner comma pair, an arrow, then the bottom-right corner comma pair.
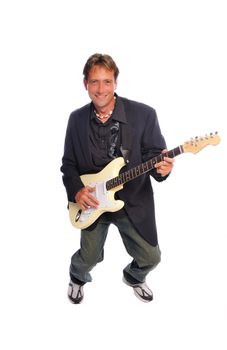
112,94 -> 127,124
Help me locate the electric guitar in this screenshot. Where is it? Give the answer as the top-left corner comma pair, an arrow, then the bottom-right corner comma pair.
68,132 -> 220,230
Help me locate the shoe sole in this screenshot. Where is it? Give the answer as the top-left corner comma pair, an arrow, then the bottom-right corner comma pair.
123,277 -> 153,303
68,283 -> 84,304
68,296 -> 83,304
133,286 -> 153,303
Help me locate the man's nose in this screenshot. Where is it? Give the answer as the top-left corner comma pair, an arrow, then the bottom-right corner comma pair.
96,81 -> 105,93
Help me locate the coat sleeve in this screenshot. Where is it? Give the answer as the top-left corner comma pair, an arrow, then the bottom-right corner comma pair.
141,108 -> 169,182
60,114 -> 84,202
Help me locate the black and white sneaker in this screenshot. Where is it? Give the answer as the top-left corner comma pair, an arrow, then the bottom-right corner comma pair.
123,277 -> 153,303
68,281 -> 84,304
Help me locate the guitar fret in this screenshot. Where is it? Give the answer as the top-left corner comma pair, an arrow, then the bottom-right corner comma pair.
114,178 -> 118,186
130,169 -> 134,178
126,171 -> 131,181
118,175 -> 123,184
131,168 -> 135,177
142,162 -> 148,172
136,166 -> 140,176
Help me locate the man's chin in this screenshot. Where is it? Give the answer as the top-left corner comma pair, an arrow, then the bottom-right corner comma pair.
93,99 -> 109,108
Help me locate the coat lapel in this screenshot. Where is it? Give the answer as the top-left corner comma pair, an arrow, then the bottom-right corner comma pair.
77,103 -> 94,172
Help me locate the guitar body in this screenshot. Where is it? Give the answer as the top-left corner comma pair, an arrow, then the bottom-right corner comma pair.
68,157 -> 126,229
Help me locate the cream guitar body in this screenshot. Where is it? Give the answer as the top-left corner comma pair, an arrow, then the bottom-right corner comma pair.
68,157 -> 126,229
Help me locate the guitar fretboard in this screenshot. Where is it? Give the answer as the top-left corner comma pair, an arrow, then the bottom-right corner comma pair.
106,146 -> 183,190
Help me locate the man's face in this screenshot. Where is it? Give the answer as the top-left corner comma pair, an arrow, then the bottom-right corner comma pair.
84,65 -> 117,110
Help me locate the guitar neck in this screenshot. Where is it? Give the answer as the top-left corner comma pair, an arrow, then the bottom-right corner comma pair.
106,145 -> 183,190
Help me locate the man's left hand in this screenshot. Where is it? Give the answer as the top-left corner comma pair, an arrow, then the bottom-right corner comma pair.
155,149 -> 175,177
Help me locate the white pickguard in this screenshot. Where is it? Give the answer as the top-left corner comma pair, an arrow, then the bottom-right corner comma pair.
75,181 -> 120,222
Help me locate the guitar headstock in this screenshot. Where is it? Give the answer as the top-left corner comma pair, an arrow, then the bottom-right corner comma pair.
182,132 -> 221,154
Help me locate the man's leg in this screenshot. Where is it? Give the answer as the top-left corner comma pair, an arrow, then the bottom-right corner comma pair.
68,217 -> 110,303
70,219 -> 110,284
114,214 -> 161,302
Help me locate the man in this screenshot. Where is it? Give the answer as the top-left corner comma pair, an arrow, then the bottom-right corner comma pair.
61,53 -> 174,304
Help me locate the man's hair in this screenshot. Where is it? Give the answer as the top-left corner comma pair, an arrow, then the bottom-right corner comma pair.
83,53 -> 119,81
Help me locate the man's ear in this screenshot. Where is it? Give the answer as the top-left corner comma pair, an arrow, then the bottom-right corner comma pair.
83,79 -> 88,90
114,80 -> 118,90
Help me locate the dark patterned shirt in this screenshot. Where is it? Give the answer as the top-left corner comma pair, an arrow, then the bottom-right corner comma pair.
89,96 -> 127,170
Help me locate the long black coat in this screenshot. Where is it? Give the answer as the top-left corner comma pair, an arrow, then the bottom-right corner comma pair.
61,96 -> 168,246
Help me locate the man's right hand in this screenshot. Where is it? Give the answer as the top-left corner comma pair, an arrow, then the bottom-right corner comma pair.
75,186 -> 99,210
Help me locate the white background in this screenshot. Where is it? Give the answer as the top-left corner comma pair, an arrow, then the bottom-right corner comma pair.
0,1 -> 226,349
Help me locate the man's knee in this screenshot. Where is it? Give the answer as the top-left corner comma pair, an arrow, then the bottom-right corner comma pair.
79,248 -> 104,267
138,245 -> 161,268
